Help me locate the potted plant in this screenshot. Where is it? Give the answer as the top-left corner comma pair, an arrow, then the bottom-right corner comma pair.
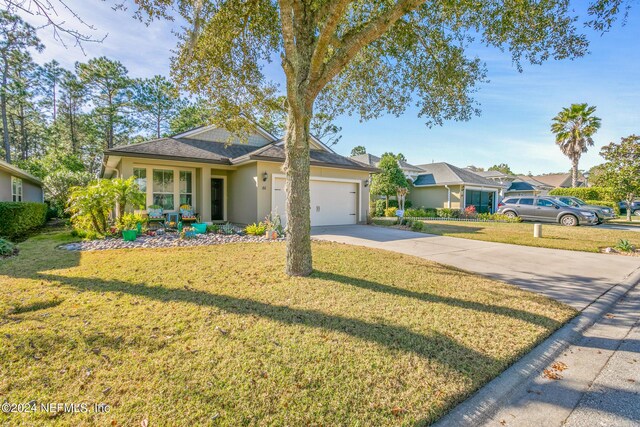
192,223 -> 207,234
264,213 -> 284,240
119,213 -> 145,242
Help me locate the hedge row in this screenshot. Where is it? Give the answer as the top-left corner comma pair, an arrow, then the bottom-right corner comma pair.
548,187 -> 615,201
0,202 -> 47,240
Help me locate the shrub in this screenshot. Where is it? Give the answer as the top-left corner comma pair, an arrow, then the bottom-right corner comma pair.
436,208 -> 460,218
462,205 -> 477,218
411,221 -> 424,231
0,202 -> 47,240
372,217 -> 397,226
477,213 -> 522,223
615,239 -> 635,252
384,207 -> 397,217
245,222 -> 267,236
264,212 -> 285,236
374,199 -> 386,217
585,200 -> 620,215
117,213 -> 146,232
0,238 -> 17,257
549,187 -> 615,201
206,224 -> 220,234
43,169 -> 93,218
373,199 -> 413,217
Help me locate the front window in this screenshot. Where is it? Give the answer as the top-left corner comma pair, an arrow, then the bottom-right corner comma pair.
153,169 -> 174,210
11,177 -> 22,202
179,171 -> 193,206
133,168 -> 147,192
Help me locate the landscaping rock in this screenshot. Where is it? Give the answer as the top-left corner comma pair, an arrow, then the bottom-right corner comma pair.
58,233 -> 285,252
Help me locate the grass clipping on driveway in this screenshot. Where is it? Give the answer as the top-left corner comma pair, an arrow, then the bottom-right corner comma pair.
0,231 -> 575,426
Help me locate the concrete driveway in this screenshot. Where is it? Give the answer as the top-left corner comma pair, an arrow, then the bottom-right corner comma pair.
312,225 -> 640,311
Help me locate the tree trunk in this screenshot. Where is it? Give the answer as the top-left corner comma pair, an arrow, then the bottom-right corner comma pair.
1,64 -> 10,163
571,157 -> 579,188
385,195 -> 389,209
283,103 -> 313,276
627,196 -> 633,222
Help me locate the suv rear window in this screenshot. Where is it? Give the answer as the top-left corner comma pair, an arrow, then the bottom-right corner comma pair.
502,198 -> 518,204
519,198 -> 534,205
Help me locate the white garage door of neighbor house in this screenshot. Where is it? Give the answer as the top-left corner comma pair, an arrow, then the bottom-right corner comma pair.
272,178 -> 358,226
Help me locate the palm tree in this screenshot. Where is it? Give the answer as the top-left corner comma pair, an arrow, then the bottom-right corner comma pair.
551,103 -> 601,187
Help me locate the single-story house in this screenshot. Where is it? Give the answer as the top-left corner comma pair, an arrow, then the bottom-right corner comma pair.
411,162 -> 504,213
513,175 -> 556,196
524,173 -> 584,189
350,153 -> 425,180
0,159 -> 43,202
101,124 -> 376,226
469,170 -> 551,197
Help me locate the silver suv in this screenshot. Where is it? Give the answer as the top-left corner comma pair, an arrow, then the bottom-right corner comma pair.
547,196 -> 616,223
497,196 -> 598,226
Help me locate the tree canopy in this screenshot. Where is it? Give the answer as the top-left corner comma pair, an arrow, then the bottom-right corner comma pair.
488,163 -> 514,175
598,135 -> 640,221
350,145 -> 366,156
370,153 -> 408,209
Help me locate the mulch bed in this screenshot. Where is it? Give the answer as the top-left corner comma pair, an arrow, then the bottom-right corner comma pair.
59,233 -> 284,252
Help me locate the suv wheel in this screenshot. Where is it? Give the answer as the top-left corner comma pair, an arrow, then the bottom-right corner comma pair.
560,215 -> 578,226
504,211 -> 517,219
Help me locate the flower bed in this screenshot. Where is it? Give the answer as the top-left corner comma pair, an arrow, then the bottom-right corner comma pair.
59,232 -> 284,252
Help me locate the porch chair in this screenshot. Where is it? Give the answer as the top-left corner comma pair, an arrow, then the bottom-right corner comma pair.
179,204 -> 199,226
147,205 -> 166,230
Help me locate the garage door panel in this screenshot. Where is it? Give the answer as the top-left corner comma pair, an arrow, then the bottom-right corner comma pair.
273,178 -> 357,227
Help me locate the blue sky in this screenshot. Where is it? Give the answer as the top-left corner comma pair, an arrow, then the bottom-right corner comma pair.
21,1 -> 640,175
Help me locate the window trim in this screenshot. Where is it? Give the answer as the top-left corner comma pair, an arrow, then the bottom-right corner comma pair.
11,176 -> 23,202
152,169 -> 175,211
179,170 -> 193,207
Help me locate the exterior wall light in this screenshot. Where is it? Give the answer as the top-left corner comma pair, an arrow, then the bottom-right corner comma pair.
262,172 -> 268,182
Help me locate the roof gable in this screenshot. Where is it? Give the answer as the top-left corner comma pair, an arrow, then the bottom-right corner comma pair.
414,163 -> 502,187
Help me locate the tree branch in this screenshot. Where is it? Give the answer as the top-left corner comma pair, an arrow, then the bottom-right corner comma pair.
311,0 -> 426,96
308,0 -> 352,84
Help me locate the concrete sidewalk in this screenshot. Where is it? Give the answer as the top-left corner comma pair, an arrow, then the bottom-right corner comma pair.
312,225 -> 640,311
477,283 -> 640,427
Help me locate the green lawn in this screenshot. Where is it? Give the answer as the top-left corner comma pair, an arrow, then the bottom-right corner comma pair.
414,220 -> 640,252
0,230 -> 575,426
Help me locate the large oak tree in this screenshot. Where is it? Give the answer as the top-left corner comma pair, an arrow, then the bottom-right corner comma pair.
129,0 -> 623,276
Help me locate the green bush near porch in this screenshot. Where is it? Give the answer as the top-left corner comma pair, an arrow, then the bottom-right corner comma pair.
0,202 -> 47,240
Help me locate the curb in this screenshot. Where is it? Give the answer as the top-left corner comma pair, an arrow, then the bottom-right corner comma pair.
433,265 -> 640,427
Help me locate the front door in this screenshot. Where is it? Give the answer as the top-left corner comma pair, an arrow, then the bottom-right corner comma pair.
211,178 -> 224,221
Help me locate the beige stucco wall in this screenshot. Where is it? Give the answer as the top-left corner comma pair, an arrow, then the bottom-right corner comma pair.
114,156 -> 370,225
116,157 -> 236,222
0,169 -> 9,201
0,168 -> 43,202
227,163 -> 258,225
257,161 -> 370,224
408,185 -> 463,209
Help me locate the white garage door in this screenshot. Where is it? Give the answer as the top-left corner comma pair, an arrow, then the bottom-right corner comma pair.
272,178 -> 358,226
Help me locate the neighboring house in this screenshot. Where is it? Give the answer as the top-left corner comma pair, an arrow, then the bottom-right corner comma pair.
101,124 -> 376,226
513,175 -> 556,196
0,159 -> 43,202
525,173 -> 584,189
350,153 -> 424,180
411,162 -> 504,213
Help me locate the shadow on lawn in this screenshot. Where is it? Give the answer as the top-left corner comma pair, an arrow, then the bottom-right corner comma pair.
422,223 -> 484,234
34,271 -> 499,380
312,271 -> 562,329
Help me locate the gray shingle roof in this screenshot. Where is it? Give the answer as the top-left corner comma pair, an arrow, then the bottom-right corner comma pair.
245,145 -> 377,170
350,153 -> 424,172
413,163 -> 503,187
105,137 -> 375,171
507,181 -> 536,191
